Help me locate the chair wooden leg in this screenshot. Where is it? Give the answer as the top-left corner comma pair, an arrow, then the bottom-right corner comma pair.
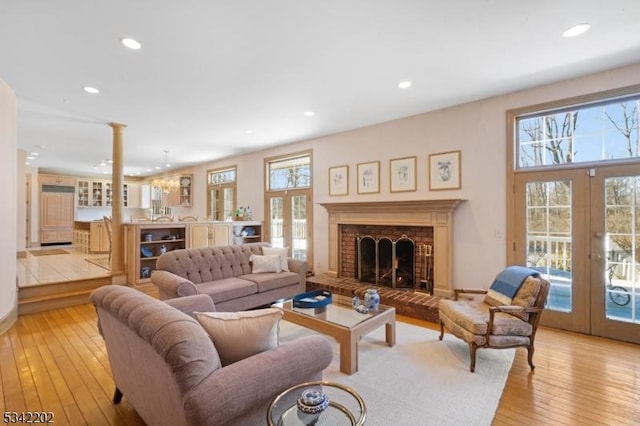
439,321 -> 445,341
113,387 -> 123,404
468,343 -> 477,373
527,344 -> 536,370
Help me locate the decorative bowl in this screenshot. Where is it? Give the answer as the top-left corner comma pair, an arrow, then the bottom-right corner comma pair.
140,246 -> 153,258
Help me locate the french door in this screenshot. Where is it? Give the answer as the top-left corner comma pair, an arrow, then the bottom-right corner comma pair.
514,164 -> 640,343
265,189 -> 312,264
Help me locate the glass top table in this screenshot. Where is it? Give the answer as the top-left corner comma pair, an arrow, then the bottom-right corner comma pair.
267,381 -> 366,426
273,294 -> 396,375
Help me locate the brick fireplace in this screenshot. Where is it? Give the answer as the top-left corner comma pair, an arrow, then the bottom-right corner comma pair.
320,200 -> 464,297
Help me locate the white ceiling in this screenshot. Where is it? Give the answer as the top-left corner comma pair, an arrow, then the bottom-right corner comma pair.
2,1 -> 640,178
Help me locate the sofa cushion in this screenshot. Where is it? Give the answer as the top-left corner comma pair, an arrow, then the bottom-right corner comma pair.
197,278 -> 258,303
261,247 -> 290,272
439,298 -> 533,336
250,254 -> 282,273
239,271 -> 300,293
194,308 -> 283,366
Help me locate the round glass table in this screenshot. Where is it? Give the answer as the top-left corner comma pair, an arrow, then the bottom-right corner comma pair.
267,381 -> 366,425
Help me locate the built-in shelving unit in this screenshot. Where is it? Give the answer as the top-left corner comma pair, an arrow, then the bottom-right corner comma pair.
126,223 -> 187,285
231,221 -> 262,245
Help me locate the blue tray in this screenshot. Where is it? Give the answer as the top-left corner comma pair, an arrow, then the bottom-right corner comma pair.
293,290 -> 332,309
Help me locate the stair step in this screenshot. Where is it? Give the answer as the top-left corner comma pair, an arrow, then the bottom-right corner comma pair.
18,277 -> 112,315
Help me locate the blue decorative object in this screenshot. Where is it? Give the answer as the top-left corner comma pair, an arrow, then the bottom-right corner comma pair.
293,290 -> 332,309
141,246 -> 153,258
364,288 -> 380,311
297,388 -> 329,415
141,266 -> 151,278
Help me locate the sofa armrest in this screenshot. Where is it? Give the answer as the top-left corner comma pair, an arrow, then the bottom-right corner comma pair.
164,294 -> 215,317
287,258 -> 308,289
454,288 -> 487,301
151,270 -> 198,300
183,335 -> 332,425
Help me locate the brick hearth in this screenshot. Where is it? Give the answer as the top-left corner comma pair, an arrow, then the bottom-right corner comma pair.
306,274 -> 440,323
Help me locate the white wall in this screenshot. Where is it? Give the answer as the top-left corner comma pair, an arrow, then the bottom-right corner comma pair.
1,77 -> 17,329
190,62 -> 640,289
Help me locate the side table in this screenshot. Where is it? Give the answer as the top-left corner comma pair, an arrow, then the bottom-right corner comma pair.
267,381 -> 366,425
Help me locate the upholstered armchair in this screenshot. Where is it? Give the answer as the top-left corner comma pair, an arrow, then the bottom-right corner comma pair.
438,268 -> 550,372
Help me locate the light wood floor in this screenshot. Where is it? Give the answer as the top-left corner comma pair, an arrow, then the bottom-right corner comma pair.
2,302 -> 639,425
17,247 -> 110,287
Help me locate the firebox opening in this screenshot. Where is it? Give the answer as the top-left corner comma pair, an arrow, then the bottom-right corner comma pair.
357,234 -> 415,289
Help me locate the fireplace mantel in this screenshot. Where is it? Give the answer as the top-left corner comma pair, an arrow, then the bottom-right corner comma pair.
320,199 -> 465,297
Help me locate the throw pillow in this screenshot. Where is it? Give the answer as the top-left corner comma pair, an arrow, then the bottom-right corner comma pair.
194,308 -> 283,366
262,246 -> 290,272
250,254 -> 282,273
510,276 -> 542,321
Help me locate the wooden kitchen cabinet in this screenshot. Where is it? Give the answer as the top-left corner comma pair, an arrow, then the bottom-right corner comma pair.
89,221 -> 110,253
39,174 -> 76,186
187,223 -> 230,248
40,191 -> 74,244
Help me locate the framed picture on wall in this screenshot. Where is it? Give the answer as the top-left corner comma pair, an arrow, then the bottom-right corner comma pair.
429,150 -> 461,190
357,161 -> 380,194
389,156 -> 417,193
328,165 -> 349,196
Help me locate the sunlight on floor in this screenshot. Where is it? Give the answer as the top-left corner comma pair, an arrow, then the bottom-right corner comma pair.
17,245 -> 111,287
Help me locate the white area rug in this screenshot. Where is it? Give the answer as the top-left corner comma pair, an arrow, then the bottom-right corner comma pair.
279,319 -> 514,426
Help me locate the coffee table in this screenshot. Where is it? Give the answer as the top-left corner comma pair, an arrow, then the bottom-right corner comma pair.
267,381 -> 366,426
274,294 -> 396,375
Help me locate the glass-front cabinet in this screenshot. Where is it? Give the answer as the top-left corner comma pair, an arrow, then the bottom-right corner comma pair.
77,180 -> 90,207
77,179 -> 135,208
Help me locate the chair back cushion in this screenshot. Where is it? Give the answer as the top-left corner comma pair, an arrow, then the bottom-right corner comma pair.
509,276 -> 543,320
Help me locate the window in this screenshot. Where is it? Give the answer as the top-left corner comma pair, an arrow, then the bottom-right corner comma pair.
267,154 -> 311,191
516,94 -> 640,169
207,166 -> 237,221
264,151 -> 313,264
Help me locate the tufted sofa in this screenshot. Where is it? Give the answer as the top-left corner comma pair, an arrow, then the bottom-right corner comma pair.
151,242 -> 307,311
90,285 -> 332,426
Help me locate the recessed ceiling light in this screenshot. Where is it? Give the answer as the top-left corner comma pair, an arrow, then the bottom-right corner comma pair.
245,130 -> 254,134
155,166 -> 162,170
563,23 -> 591,37
121,38 -> 142,50
303,111 -> 315,117
27,156 -> 35,160
25,161 -> 30,165
398,81 -> 412,89
83,86 -> 100,94
29,152 -> 39,156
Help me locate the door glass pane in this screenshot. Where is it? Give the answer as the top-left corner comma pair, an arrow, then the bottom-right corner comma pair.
291,195 -> 307,260
223,188 -> 234,221
526,180 -> 573,312
270,197 -> 284,248
604,176 -> 639,323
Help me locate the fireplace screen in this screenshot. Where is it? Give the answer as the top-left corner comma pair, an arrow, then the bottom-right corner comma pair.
357,235 -> 414,289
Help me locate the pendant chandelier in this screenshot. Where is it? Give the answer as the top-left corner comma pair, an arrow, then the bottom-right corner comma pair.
152,150 -> 180,194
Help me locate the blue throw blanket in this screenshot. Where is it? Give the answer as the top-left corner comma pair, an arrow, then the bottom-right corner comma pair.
488,266 -> 540,302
